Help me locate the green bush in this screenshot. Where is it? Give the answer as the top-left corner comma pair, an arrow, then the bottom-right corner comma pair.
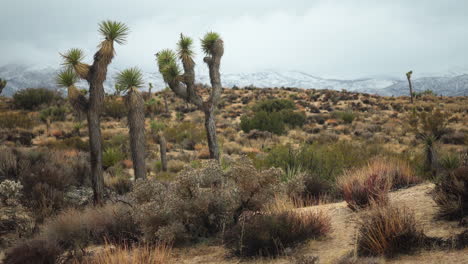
13,88 -> 59,110
252,99 -> 295,112
103,97 -> 127,119
0,112 -> 35,129
164,122 -> 205,150
39,106 -> 67,122
48,137 -> 89,152
241,111 -> 285,135
241,99 -> 305,135
103,147 -> 125,168
333,110 -> 356,124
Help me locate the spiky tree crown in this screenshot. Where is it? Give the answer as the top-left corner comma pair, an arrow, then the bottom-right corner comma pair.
201,32 -> 221,55
56,68 -> 78,87
116,67 -> 144,92
61,48 -> 85,68
99,20 -> 129,45
156,49 -> 181,83
177,34 -> 195,66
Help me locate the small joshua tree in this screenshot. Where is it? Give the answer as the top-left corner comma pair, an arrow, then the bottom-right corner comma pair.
406,71 -> 414,104
116,67 -> 147,180
157,32 -> 224,160
60,20 -> 129,204
0,78 -> 6,95
56,68 -> 86,120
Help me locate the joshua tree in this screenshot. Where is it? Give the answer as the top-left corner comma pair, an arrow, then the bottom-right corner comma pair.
116,67 -> 147,180
406,71 -> 414,103
0,78 -> 6,95
150,121 -> 167,172
60,20 -> 129,204
157,32 -> 224,161
56,68 -> 86,120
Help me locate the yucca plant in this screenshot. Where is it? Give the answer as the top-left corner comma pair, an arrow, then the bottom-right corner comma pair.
0,78 -> 7,95
156,32 -> 224,160
116,67 -> 147,180
59,20 -> 130,204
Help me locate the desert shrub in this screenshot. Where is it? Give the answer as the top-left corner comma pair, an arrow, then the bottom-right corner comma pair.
164,122 -> 206,150
13,88 -> 59,110
81,244 -> 172,264
225,210 -> 330,257
103,97 -> 127,119
357,205 -> 424,257
167,160 -> 186,173
40,204 -> 140,252
262,142 -> 386,188
432,167 -> 468,220
337,157 -> 419,210
3,239 -> 61,264
241,111 -> 285,135
39,106 -> 67,122
104,166 -> 133,195
0,112 -> 35,129
103,147 -> 125,169
333,110 -> 356,124
0,180 -> 23,206
241,99 -> 305,135
144,98 -> 165,117
253,98 -> 295,112
439,152 -> 461,172
48,136 -> 89,151
131,158 -> 281,245
0,147 -> 18,179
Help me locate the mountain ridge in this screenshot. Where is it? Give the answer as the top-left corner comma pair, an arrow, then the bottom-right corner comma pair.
0,64 -> 467,97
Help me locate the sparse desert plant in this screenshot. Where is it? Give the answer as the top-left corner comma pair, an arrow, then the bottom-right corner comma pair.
81,243 -> 172,264
116,67 -> 147,179
13,88 -> 59,110
333,110 -> 356,124
150,120 -> 167,172
357,204 -> 424,257
163,121 -> 205,150
225,210 -> 331,257
157,32 -> 224,160
432,167 -> 468,220
60,20 -> 130,204
57,68 -> 87,120
0,179 -> 23,206
103,96 -> 128,119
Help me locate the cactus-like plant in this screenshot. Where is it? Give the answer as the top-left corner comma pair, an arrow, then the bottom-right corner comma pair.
156,32 -> 224,160
56,68 -> 86,120
116,67 -> 147,180
150,121 -> 168,172
60,20 -> 129,205
0,78 -> 7,95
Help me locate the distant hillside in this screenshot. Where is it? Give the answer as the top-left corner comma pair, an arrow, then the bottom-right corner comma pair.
0,64 -> 467,96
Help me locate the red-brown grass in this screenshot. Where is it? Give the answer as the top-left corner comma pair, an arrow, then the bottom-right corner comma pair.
356,204 -> 424,257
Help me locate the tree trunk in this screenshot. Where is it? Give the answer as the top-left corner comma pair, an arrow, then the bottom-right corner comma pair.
126,89 -> 147,180
87,87 -> 104,205
204,108 -> 220,161
159,134 -> 167,172
407,76 -> 414,103
163,94 -> 169,113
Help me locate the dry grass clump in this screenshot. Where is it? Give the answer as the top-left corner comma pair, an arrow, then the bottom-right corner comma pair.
40,203 -> 140,252
338,157 -> 420,210
356,204 -> 424,258
81,244 -> 172,264
225,209 -> 331,257
432,166 -> 468,220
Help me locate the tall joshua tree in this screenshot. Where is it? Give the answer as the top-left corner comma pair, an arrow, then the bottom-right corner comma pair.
116,67 -> 147,180
406,70 -> 414,104
157,32 -> 224,161
60,20 -> 129,204
0,78 -> 7,95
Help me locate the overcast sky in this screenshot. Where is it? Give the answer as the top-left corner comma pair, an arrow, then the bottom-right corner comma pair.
1,0 -> 467,79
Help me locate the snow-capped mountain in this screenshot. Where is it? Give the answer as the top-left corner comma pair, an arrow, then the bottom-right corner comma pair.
0,64 -> 467,97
